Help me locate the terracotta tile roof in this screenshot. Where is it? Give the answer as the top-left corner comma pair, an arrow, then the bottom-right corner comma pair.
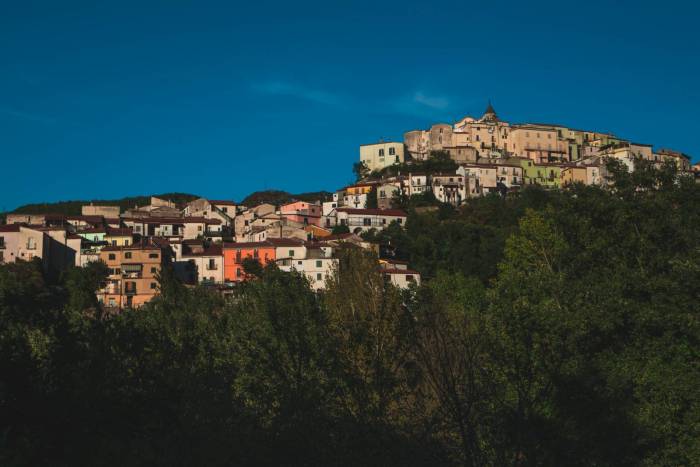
78,227 -> 107,234
266,238 -> 306,247
0,225 -> 21,232
222,241 -> 276,249
122,216 -> 221,225
182,244 -> 223,257
209,200 -> 238,205
106,227 -> 133,236
101,238 -> 167,251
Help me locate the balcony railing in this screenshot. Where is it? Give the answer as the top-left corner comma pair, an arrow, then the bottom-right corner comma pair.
206,264 -> 219,270
124,288 -> 137,296
345,219 -> 388,227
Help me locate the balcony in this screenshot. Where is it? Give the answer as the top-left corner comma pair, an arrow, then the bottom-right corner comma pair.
206,264 -> 219,271
346,219 -> 388,228
124,288 -> 137,296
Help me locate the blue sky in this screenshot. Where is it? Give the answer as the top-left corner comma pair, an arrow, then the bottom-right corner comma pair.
1,0 -> 698,211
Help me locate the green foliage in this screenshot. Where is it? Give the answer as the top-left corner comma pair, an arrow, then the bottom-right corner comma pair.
352,161 -> 370,181
241,257 -> 264,278
366,185 -> 378,209
241,190 -> 332,207
0,163 -> 699,465
370,150 -> 458,180
331,224 -> 350,235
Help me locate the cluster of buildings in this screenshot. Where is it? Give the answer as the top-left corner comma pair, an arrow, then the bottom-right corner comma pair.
2,103 -> 695,309
0,196 -> 415,309
359,104 -> 694,202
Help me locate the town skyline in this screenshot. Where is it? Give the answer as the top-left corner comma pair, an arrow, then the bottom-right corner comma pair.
2,1 -> 699,211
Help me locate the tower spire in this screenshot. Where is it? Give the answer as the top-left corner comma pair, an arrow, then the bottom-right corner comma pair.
481,100 -> 498,121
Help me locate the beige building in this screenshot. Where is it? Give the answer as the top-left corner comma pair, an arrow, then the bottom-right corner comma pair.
180,242 -> 224,285
98,239 -> 171,309
82,204 -> 120,217
359,141 -> 405,172
431,174 -> 467,205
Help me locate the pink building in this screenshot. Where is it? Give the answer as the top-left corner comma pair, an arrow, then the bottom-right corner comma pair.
280,201 -> 323,227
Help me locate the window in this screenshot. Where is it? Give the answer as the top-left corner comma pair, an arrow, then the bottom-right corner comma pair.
316,273 -> 322,280
297,260 -> 302,265
222,207 -> 228,213
236,268 -> 242,278
108,298 -> 116,307
150,282 -> 157,289
108,253 -> 116,260
112,240 -> 117,246
363,218 -> 371,226
198,225 -> 203,231
389,147 -> 395,155
379,149 -> 385,157
149,253 -> 159,259
27,238 -> 36,250
125,252 -> 132,259
124,239 -> 129,246
0,251 -> 3,262
316,260 -> 322,267
289,249 -> 295,257
151,267 -> 157,273
0,237 -> 4,248
406,275 -> 414,282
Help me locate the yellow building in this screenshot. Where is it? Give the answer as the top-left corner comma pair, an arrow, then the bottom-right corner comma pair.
516,158 -> 563,188
105,227 -> 134,247
359,141 -> 404,172
561,166 -> 589,186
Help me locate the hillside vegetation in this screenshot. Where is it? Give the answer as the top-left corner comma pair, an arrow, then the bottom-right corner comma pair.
1,161 -> 698,466
241,189 -> 333,207
10,193 -> 200,216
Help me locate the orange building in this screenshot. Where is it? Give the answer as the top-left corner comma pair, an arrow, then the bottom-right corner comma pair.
98,238 -> 172,309
223,241 -> 276,282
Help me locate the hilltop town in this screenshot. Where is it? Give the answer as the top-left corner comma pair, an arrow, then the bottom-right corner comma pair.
1,104 -> 696,309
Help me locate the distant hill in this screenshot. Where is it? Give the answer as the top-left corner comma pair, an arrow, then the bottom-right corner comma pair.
241,190 -> 333,207
9,193 -> 200,216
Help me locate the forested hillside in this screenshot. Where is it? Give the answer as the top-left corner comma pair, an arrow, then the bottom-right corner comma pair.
241,190 -> 333,207
10,193 -> 200,216
1,161 -> 698,466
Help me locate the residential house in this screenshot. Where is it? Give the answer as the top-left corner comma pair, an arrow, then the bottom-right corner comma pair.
334,208 -> 407,234
222,241 -> 276,282
377,182 -> 402,209
359,141 -> 405,172
180,241 -> 224,285
105,227 -> 134,246
343,183 -> 375,209
280,201 -> 322,227
431,174 -> 467,205
276,242 -> 337,291
82,204 -> 120,217
379,259 -> 421,288
98,239 -> 172,309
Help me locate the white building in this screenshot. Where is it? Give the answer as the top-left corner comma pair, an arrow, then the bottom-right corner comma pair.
333,208 -> 407,234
